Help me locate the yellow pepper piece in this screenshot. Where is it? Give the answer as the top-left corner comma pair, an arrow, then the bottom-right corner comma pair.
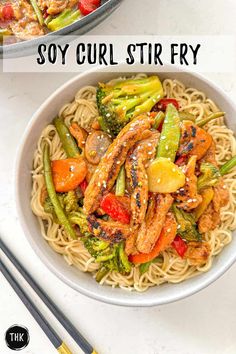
147,157 -> 185,193
194,187 -> 214,220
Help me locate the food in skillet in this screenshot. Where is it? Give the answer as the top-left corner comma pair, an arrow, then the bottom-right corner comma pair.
31,75 -> 236,291
0,0 -> 101,41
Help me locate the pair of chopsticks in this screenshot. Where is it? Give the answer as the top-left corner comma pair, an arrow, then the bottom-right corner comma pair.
0,238 -> 98,354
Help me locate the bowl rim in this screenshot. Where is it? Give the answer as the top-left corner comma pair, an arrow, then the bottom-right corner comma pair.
15,64 -> 236,307
0,0 -> 122,57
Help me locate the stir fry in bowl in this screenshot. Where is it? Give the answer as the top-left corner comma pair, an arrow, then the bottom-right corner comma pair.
31,75 -> 236,292
0,0 -> 101,41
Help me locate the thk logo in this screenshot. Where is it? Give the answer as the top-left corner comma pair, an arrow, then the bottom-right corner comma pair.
5,325 -> 29,351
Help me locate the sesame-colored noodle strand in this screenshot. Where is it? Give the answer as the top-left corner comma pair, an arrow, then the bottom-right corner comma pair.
31,78 -> 236,292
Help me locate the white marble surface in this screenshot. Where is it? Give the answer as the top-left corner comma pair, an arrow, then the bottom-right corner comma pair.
1,1 -> 236,353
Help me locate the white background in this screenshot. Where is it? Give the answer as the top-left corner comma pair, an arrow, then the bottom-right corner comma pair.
1,0 -> 236,353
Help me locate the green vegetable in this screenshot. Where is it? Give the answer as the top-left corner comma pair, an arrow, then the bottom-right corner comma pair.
197,112 -> 225,127
220,156 -> 236,176
115,165 -> 126,196
197,163 -> 221,191
53,116 -> 80,158
194,188 -> 214,221
43,143 -> 77,239
156,104 -> 180,161
96,76 -> 164,136
139,256 -> 163,275
83,236 -> 110,258
118,242 -> 131,273
179,111 -> 196,122
30,0 -> 44,26
95,267 -> 110,282
83,237 -> 131,281
44,15 -> 53,26
172,204 -> 201,241
96,252 -> 116,263
44,191 -> 79,222
47,9 -> 81,32
61,191 -> 78,213
68,209 -> 90,235
153,111 -> 165,129
44,196 -> 59,222
98,115 -> 109,133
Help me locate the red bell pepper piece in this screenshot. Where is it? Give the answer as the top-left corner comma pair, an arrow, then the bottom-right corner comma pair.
2,4 -> 14,21
171,235 -> 188,258
152,98 -> 179,112
80,179 -> 88,194
43,9 -> 49,19
100,193 -> 131,224
90,0 -> 101,5
175,156 -> 187,166
78,0 -> 100,16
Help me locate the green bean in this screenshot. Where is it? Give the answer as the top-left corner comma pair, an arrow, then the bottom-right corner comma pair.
118,242 -> 131,273
30,0 -> 44,26
44,15 -> 53,26
43,143 -> 77,240
197,112 -> 225,127
53,116 -> 80,158
47,9 -> 81,32
156,104 -> 180,161
115,165 -> 126,196
220,156 -> 236,176
153,111 -> 165,129
179,111 -> 196,122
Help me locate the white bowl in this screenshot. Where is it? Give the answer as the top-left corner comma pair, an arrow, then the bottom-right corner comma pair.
15,64 -> 236,307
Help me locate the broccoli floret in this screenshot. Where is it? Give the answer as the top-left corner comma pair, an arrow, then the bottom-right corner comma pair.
44,191 -> 78,214
61,191 -> 79,213
44,196 -> 59,223
97,76 -> 164,136
95,242 -> 131,279
83,236 -> 110,257
172,204 -> 201,242
68,208 -> 90,235
197,163 -> 221,191
44,191 -> 80,224
82,236 -> 131,281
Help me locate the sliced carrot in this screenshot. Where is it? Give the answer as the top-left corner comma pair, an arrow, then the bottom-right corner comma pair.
52,157 -> 87,193
69,123 -> 88,150
178,121 -> 212,160
91,119 -> 101,130
129,213 -> 177,264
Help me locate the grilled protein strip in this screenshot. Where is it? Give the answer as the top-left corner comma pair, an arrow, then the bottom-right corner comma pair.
87,215 -> 132,243
83,114 -> 154,215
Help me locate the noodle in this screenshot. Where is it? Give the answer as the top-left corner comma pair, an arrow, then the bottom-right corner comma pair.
31,77 -> 236,292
